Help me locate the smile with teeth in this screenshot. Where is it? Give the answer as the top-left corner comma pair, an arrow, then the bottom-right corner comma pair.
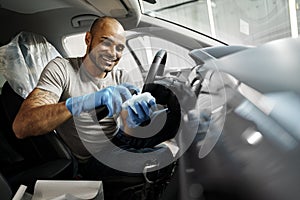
101,55 -> 117,66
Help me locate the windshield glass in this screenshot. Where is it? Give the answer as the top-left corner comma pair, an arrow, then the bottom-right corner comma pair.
141,0 -> 299,46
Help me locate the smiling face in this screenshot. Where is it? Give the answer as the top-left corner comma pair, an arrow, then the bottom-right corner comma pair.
84,17 -> 126,78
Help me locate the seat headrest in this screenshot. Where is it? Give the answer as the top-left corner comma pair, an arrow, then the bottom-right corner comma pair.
0,31 -> 61,98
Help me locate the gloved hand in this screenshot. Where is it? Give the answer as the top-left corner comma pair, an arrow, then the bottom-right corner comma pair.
122,92 -> 157,128
65,83 -> 139,117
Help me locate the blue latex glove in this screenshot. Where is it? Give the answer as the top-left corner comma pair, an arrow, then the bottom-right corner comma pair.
122,92 -> 157,128
66,83 -> 139,117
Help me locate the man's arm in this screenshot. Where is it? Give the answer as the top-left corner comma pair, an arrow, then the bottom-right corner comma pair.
13,88 -> 72,139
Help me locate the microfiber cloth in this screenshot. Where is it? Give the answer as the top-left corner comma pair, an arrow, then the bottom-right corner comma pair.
122,92 -> 155,113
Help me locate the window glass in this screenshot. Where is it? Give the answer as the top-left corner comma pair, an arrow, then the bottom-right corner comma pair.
141,0 -> 297,46
62,33 -> 86,57
117,48 -> 145,88
126,31 -> 195,76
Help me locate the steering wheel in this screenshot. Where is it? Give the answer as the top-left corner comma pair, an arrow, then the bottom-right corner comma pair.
137,49 -> 181,147
142,49 -> 167,92
95,49 -> 167,121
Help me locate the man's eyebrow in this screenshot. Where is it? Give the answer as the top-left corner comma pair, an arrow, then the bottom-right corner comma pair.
101,36 -> 125,49
101,37 -> 114,43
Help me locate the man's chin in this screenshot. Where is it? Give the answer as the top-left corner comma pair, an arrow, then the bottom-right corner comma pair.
96,62 -> 114,73
104,64 -> 115,72
104,68 -> 113,73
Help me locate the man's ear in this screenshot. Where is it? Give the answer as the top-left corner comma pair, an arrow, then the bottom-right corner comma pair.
85,31 -> 92,46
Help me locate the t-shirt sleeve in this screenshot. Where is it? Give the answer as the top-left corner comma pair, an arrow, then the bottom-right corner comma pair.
36,57 -> 67,97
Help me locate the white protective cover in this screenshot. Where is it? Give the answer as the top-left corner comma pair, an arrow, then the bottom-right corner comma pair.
31,180 -> 103,200
0,31 -> 61,98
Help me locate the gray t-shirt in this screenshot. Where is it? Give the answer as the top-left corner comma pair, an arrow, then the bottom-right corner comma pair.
37,57 -> 132,159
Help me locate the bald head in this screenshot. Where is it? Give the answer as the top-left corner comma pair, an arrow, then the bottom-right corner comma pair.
90,16 -> 124,36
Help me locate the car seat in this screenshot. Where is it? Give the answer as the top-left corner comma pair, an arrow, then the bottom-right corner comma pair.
0,82 -> 76,192
0,172 -> 12,200
0,32 -> 76,193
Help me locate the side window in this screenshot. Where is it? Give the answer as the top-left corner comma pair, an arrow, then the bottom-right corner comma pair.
117,48 -> 145,88
62,33 -> 86,57
125,32 -> 195,78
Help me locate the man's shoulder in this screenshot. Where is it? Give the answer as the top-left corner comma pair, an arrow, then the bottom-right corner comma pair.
48,57 -> 82,72
66,57 -> 83,71
46,57 -> 67,69
50,56 -> 68,63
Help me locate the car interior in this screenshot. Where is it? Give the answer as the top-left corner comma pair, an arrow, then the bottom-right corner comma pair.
1,0 -> 300,200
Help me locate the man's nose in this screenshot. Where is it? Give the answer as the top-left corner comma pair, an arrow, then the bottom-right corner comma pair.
107,45 -> 116,57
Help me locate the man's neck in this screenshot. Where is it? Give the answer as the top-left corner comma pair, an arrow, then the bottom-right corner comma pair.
82,55 -> 107,79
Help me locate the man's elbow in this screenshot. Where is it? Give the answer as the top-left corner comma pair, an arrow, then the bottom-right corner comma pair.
12,120 -> 27,139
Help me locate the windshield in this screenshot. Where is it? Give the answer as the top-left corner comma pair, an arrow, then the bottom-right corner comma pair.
141,0 -> 299,46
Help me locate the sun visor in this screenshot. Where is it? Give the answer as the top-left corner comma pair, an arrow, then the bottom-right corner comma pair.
86,0 -> 141,29
0,31 -> 61,98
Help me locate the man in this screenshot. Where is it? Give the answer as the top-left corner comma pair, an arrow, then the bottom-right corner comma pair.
12,16 -> 156,178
